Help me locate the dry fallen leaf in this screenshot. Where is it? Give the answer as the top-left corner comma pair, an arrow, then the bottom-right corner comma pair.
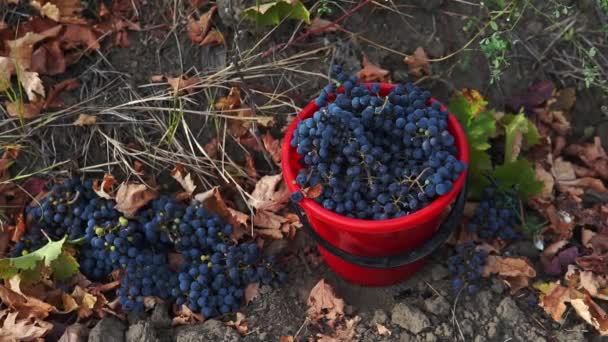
565,266 -> 608,301
376,323 -> 391,336
7,26 -> 63,70
226,312 -> 248,335
534,163 -> 554,200
244,283 -> 259,305
302,183 -> 323,199
483,255 -> 536,293
194,187 -> 248,241
307,279 -> 345,328
187,6 -> 217,44
0,309 -> 53,341
166,75 -> 200,95
536,282 -> 572,321
5,101 -> 43,119
356,55 -> 389,83
244,153 -> 258,179
279,336 -> 294,342
570,294 -> 608,336
32,1 -> 60,21
317,316 -> 360,342
0,282 -> 55,319
114,183 -> 158,218
45,78 -> 80,108
248,174 -> 290,213
308,17 -> 341,35
201,29 -> 225,46
73,114 -> 97,126
172,304 -> 205,326
404,47 -> 431,77
171,163 -> 197,195
20,71 -> 45,101
262,132 -> 281,164
92,174 -> 117,200
60,24 -> 101,50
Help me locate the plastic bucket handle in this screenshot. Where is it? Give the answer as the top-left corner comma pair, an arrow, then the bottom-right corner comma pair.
292,175 -> 468,269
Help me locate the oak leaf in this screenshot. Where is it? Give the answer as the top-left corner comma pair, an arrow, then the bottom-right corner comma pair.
0,309 -> 53,341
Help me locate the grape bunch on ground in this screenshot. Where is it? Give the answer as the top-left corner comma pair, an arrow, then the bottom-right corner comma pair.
290,65 -> 467,219
19,178 -> 285,317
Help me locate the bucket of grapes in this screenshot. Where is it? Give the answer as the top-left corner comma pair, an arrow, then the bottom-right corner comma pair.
282,66 -> 469,286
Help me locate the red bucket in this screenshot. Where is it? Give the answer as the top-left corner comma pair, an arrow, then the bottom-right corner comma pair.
281,83 -> 469,286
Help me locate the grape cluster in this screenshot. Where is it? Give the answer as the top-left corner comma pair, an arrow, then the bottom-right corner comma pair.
447,242 -> 488,295
14,178 -> 114,257
290,65 -> 467,219
15,178 -> 285,319
467,185 -> 521,240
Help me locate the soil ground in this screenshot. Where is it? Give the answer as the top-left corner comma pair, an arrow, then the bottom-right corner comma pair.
3,0 -> 608,341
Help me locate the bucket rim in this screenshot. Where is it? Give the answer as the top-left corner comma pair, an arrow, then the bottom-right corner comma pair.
281,83 -> 469,234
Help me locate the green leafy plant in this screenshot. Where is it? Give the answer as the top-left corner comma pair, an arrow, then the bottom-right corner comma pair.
316,0 -> 335,17
480,31 -> 509,83
448,90 -> 543,199
0,236 -> 79,282
243,0 -> 311,26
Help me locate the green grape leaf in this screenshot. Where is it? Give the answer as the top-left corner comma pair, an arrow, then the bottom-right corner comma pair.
467,149 -> 493,199
447,92 -> 473,126
51,252 -> 79,281
502,113 -> 541,162
493,159 -> 543,199
0,237 -> 67,279
243,1 -> 310,26
467,113 -> 496,151
448,92 -> 496,151
0,259 -> 18,279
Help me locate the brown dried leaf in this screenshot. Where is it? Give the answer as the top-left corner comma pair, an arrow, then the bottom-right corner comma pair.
61,24 -> 100,50
194,187 -> 247,240
244,283 -> 259,304
93,174 -> 117,200
404,47 -> 431,77
376,323 -> 391,336
308,17 -> 341,34
538,282 -> 572,321
566,266 -> 608,301
32,2 -> 60,21
31,40 -> 66,75
0,282 -> 55,319
172,304 -> 205,325
8,26 -> 63,69
203,138 -> 219,159
171,164 -> 197,195
253,210 -> 287,230
262,132 -> 281,164
248,174 -> 290,213
571,294 -> 608,335
45,78 -> 80,108
244,153 -> 258,179
73,113 -> 97,126
534,163 -> 554,200
214,87 -> 241,110
356,55 -> 389,83
317,316 -> 359,342
483,255 -> 536,293
5,100 -> 43,119
201,29 -> 224,46
166,75 -> 200,95
541,204 -> 576,241
114,183 -> 158,218
226,312 -> 248,335
21,71 -> 46,101
0,309 -> 53,341
187,6 -> 217,43
279,336 -> 294,342
582,228 -> 596,248
307,279 -> 345,328
552,158 -> 576,181
302,183 -> 323,199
